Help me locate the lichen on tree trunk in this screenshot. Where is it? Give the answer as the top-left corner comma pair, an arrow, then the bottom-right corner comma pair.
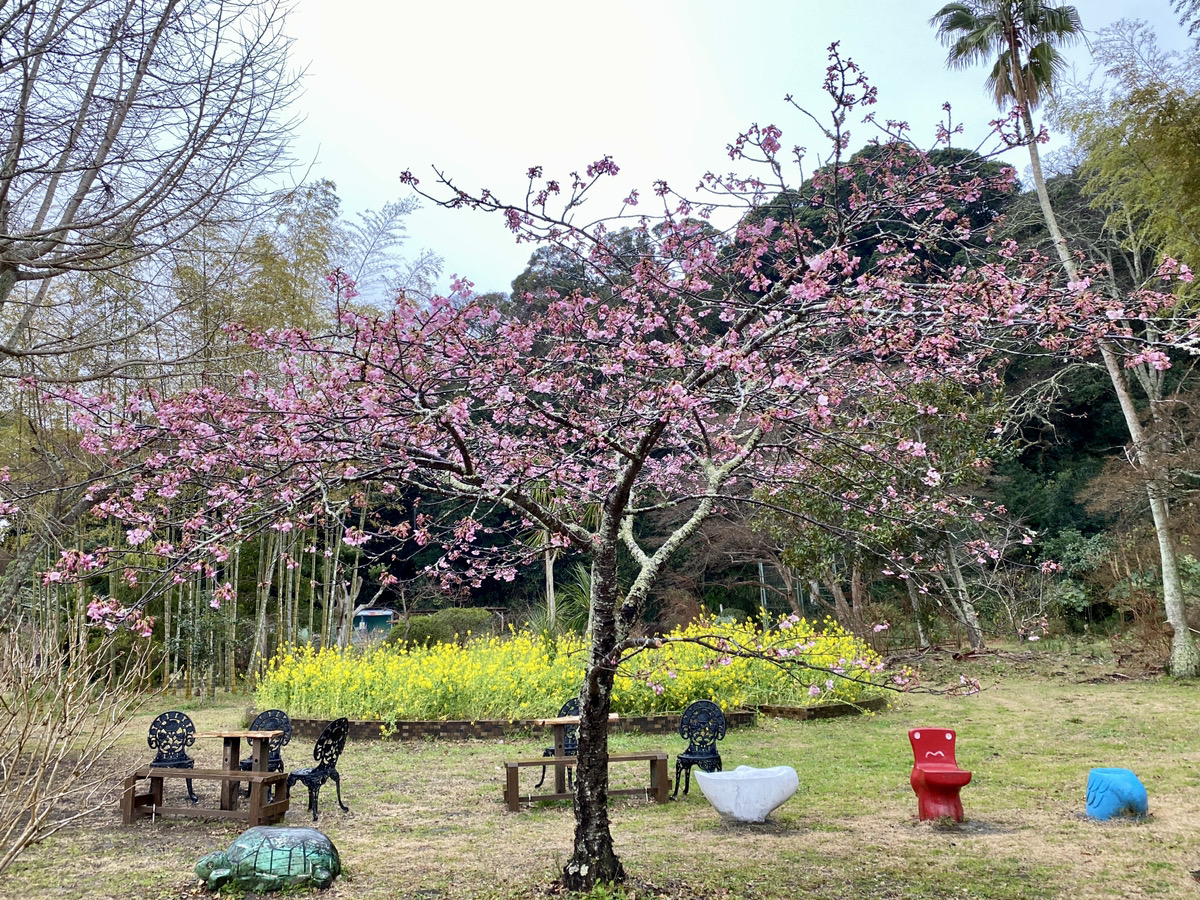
562,532 -> 624,891
561,663 -> 624,890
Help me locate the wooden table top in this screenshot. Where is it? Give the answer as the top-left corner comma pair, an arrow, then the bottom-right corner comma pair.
532,714 -> 619,726
195,729 -> 284,740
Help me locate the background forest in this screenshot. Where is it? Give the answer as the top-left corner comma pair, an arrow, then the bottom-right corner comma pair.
1,6 -> 1200,697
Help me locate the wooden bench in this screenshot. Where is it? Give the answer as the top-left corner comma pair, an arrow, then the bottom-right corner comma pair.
121,766 -> 289,826
502,751 -> 669,812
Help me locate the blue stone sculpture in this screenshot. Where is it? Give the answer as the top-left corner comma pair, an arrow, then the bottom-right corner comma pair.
1085,767 -> 1148,820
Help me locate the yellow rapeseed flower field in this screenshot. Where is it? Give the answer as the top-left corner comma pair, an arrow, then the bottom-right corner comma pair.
256,614 -> 883,721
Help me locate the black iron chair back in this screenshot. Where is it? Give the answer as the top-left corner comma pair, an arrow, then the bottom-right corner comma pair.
312,716 -> 349,772
557,697 -> 581,756
679,699 -> 726,751
239,708 -> 292,772
674,699 -> 726,796
148,710 -> 196,766
147,710 -> 199,803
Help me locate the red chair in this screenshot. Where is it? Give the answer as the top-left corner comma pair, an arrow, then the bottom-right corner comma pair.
908,728 -> 972,822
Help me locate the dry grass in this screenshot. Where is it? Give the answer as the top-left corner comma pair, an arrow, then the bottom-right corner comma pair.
7,641 -> 1200,900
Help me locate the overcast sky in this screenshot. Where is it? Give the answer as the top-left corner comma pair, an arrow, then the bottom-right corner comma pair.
283,1 -> 1189,296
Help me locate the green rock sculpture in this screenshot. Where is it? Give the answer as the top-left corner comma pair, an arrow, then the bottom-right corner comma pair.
195,825 -> 341,891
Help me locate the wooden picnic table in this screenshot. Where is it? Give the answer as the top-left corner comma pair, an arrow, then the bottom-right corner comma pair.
122,728 -> 289,826
531,713 -> 618,793
503,714 -> 669,811
195,729 -> 280,810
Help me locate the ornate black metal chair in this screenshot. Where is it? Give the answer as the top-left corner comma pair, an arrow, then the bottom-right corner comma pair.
534,697 -> 580,789
147,710 -> 199,803
286,717 -> 350,822
239,708 -> 292,799
239,708 -> 292,773
674,699 -> 726,797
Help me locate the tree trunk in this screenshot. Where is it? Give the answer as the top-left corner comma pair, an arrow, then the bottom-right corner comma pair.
162,581 -> 172,692
0,539 -> 42,623
228,546 -> 240,693
824,576 -> 854,627
1149,491 -> 1198,673
905,577 -> 929,648
321,523 -> 334,649
777,565 -> 801,616
561,425 -> 746,890
245,532 -> 274,690
544,547 -> 558,632
850,563 -> 866,630
944,543 -> 986,651
339,506 -> 368,649
1016,92 -> 1200,675
173,585 -> 184,689
275,542 -> 286,653
1096,342 -> 1200,675
307,531 -> 317,644
184,580 -> 194,699
562,539 -> 623,891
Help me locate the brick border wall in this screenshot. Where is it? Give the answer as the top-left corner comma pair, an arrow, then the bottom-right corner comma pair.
756,696 -> 888,720
286,698 -> 885,741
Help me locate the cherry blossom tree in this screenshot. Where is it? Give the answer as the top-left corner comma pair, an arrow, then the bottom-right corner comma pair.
754,379 -> 1013,648
47,48 -> 1200,889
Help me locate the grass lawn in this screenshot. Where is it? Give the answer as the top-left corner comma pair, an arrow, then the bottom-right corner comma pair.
8,641 -> 1200,900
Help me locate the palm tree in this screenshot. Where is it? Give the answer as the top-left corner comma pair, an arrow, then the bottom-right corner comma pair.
931,2 -> 1200,676
931,1 -> 1082,270
518,480 -> 600,634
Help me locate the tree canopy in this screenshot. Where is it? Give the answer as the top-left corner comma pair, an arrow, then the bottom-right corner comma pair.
1051,21 -> 1200,271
